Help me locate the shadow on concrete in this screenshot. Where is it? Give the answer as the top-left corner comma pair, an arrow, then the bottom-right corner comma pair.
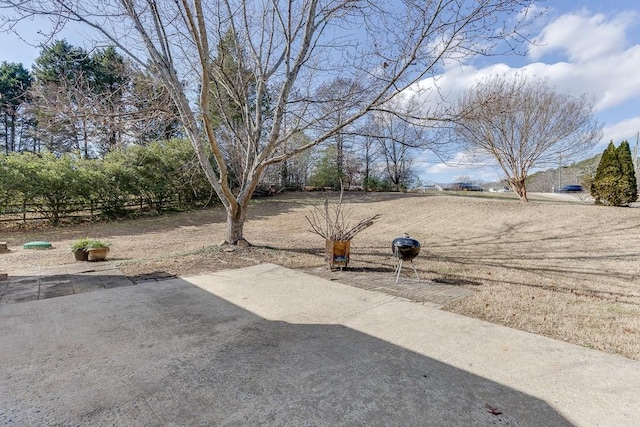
0,271 -> 135,304
0,278 -> 571,426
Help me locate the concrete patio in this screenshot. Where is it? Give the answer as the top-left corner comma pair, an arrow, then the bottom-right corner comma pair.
1,263 -> 638,426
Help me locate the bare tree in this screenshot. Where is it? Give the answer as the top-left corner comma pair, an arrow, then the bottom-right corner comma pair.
377,116 -> 418,191
126,67 -> 182,144
263,131 -> 313,190
314,78 -> 365,188
452,75 -> 602,202
30,41 -> 134,156
453,174 -> 472,183
2,0 -> 535,243
30,77 -> 93,155
355,117 -> 382,190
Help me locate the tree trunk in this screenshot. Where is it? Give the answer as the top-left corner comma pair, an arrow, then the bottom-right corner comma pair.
511,178 -> 529,203
225,204 -> 247,245
9,112 -> 16,152
81,116 -> 89,158
3,113 -> 8,154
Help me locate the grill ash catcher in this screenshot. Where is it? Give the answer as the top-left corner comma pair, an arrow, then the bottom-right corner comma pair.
392,233 -> 420,284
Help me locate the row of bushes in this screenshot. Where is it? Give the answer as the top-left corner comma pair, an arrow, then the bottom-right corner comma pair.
0,139 -> 215,225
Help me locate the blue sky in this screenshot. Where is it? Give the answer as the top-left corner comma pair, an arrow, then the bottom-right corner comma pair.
412,1 -> 640,184
1,1 -> 639,184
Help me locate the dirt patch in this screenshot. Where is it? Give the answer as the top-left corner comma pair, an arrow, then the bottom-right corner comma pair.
2,191 -> 639,359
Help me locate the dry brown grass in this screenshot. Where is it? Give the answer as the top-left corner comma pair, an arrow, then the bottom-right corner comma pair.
2,191 -> 639,359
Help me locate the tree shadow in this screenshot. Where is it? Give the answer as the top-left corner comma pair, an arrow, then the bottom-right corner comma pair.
432,277 -> 483,286
1,276 -> 572,425
0,270 -> 137,304
422,218 -> 640,302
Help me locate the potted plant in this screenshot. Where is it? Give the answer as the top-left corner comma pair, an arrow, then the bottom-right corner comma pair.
71,238 -> 92,261
86,239 -> 110,262
71,238 -> 110,262
306,190 -> 380,270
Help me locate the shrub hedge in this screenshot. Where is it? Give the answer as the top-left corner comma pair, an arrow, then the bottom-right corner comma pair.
0,139 -> 215,225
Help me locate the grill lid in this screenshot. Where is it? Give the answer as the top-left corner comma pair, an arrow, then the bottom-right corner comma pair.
392,234 -> 420,260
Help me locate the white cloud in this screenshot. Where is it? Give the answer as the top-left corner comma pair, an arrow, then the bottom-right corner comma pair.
405,63 -> 517,113
411,7 -> 640,183
521,8 -> 640,112
417,151 -> 503,183
528,9 -> 636,63
409,8 -> 640,122
517,3 -> 549,24
600,117 -> 640,148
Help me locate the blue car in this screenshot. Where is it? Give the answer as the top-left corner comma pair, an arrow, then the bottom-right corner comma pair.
558,185 -> 584,193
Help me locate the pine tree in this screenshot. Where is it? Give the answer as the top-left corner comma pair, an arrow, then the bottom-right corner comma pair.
0,62 -> 32,153
591,142 -> 620,205
616,140 -> 638,204
591,141 -> 638,206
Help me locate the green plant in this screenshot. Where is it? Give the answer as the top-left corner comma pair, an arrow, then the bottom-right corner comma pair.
616,140 -> 637,203
71,238 -> 110,252
71,238 -> 93,252
308,147 -> 342,190
591,140 -> 638,206
85,239 -> 110,250
4,152 -> 92,225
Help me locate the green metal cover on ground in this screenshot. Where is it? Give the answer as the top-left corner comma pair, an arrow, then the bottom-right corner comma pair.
23,241 -> 52,249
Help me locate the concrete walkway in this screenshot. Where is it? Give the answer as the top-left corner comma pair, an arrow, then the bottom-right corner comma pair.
1,263 -> 638,426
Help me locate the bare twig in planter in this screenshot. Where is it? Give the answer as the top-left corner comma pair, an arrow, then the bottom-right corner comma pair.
305,190 -> 381,241
341,213 -> 382,241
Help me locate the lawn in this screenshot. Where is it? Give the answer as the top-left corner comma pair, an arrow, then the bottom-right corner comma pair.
2,191 -> 639,359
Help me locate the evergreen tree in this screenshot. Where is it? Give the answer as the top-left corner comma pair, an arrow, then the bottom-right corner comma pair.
309,147 -> 342,190
591,142 -> 619,205
91,46 -> 129,151
32,40 -> 92,83
591,141 -> 637,206
32,41 -> 175,155
616,140 -> 638,204
31,40 -> 94,155
0,62 -> 32,153
207,29 -> 274,193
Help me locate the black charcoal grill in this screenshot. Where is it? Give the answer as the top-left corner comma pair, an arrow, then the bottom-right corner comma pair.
392,233 -> 420,283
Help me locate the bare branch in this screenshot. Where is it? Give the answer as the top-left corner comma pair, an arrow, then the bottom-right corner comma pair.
451,74 -> 602,202
1,0 -> 536,242
305,189 -> 381,241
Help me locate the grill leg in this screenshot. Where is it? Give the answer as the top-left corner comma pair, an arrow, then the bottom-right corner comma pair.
394,258 -> 403,284
395,258 -> 420,284
411,260 -> 420,282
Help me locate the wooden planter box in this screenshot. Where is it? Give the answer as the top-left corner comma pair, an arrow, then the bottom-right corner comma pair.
87,247 -> 109,262
325,240 -> 350,270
